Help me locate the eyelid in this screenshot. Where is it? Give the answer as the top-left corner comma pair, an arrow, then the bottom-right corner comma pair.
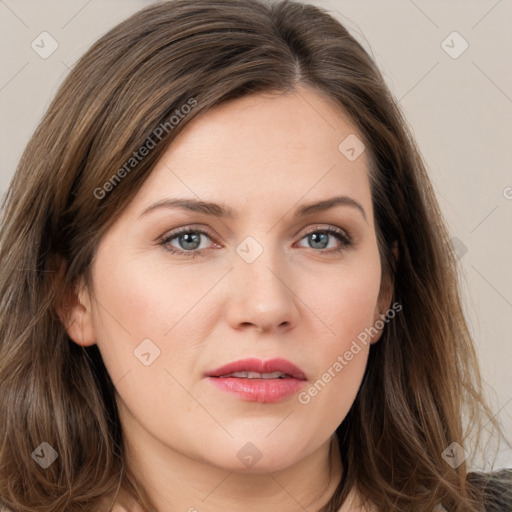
160,224 -> 218,241
299,224 -> 352,242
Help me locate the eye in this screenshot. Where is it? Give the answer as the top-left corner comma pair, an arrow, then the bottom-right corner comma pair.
159,224 -> 353,258
296,226 -> 353,253
159,226 -> 217,258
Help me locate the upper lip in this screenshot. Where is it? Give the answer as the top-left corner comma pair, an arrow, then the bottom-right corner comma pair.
206,358 -> 307,380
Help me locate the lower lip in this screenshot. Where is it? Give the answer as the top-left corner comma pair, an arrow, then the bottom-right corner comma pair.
206,377 -> 306,403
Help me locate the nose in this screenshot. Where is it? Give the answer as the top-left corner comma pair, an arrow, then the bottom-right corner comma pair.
225,245 -> 300,334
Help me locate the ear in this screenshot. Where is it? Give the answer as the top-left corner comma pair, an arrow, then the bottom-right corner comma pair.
370,240 -> 399,344
56,275 -> 97,347
390,239 -> 399,272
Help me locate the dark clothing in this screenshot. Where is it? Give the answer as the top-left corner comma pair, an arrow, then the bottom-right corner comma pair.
468,469 -> 512,511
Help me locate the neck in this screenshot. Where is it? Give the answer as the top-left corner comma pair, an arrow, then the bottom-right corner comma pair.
114,408 -> 344,512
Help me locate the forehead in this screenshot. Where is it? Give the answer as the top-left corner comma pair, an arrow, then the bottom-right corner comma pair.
125,85 -> 372,221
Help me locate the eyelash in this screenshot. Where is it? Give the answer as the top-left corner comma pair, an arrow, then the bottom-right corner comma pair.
158,225 -> 353,259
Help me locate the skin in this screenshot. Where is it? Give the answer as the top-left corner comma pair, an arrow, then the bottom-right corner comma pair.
62,84 -> 393,512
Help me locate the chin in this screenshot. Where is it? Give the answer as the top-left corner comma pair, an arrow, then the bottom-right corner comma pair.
201,437 -> 310,474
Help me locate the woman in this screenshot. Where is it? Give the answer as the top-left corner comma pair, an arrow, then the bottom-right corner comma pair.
0,1 -> 510,511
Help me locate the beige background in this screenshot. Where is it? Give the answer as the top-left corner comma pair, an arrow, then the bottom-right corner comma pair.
0,0 -> 511,469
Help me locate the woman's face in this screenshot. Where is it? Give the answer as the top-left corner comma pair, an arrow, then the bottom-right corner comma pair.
69,85 -> 390,474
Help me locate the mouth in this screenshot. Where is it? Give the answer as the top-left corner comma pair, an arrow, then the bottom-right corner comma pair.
205,358 -> 307,403
216,370 -> 292,379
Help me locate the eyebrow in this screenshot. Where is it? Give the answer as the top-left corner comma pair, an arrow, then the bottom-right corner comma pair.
138,195 -> 367,223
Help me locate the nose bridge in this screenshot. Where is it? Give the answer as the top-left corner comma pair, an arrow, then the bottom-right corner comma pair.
227,233 -> 298,332
235,234 -> 288,302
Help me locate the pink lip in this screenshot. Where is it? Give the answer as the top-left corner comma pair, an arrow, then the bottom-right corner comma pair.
205,358 -> 307,403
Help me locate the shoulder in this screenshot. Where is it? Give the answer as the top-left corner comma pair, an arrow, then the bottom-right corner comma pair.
336,470 -> 512,512
110,505 -> 130,512
96,492 -> 132,512
335,486 -> 379,512
467,468 -> 512,512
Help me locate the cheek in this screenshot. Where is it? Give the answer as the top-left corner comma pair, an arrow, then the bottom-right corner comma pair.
297,277 -> 377,426
89,249 -> 220,386
304,256 -> 382,349
292,256 -> 380,421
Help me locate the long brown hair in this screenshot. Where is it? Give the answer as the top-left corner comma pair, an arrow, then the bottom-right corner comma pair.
0,1 -> 507,510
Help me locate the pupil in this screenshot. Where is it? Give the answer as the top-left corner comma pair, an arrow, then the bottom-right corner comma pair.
180,233 -> 200,250
310,232 -> 328,249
